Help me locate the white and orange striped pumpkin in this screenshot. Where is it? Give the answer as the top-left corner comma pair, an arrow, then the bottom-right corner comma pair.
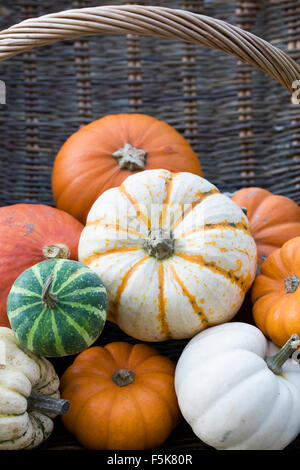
79,169 -> 257,341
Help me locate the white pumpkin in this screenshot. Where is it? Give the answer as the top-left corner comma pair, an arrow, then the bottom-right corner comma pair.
175,322 -> 300,450
79,169 -> 257,341
0,327 -> 68,450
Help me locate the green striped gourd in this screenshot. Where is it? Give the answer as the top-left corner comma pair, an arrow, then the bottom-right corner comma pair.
7,259 -> 107,357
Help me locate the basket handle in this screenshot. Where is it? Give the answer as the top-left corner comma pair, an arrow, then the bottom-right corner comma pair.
0,4 -> 300,95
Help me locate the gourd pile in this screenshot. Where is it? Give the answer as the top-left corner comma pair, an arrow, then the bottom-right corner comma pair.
1,113 -> 300,450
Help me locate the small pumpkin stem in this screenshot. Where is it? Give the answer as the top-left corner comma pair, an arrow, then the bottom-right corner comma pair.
144,229 -> 174,260
112,143 -> 147,171
27,392 -> 69,415
43,243 -> 70,260
285,275 -> 300,293
42,275 -> 58,310
112,369 -> 135,387
266,334 -> 300,375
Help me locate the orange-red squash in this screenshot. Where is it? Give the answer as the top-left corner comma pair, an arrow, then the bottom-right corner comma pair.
60,342 -> 181,450
0,204 -> 83,328
232,187 -> 300,266
52,113 -> 202,223
252,236 -> 300,347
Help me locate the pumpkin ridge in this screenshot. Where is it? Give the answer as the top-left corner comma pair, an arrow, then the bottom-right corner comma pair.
8,301 -> 42,321
127,387 -> 149,449
157,263 -> 171,339
55,267 -> 89,294
26,307 -> 48,352
181,220 -> 250,239
50,311 -> 65,356
85,219 -> 144,239
59,300 -> 105,318
172,188 -> 219,231
60,285 -> 107,299
82,247 -> 142,267
47,259 -> 64,292
197,361 -> 267,425
9,286 -> 41,299
133,382 -> 178,429
160,173 -> 174,228
176,252 -> 248,293
118,184 -> 150,229
56,305 -> 92,346
110,256 -> 148,322
31,264 -> 43,287
169,264 -> 209,327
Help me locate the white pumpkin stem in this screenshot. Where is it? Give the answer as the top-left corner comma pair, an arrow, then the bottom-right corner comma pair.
28,392 -> 69,415
43,243 -> 70,260
112,369 -> 135,387
144,229 -> 175,260
112,143 -> 147,171
42,275 -> 58,310
284,275 -> 300,293
266,334 -> 300,375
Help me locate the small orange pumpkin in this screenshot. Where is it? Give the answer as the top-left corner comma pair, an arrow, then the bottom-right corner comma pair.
52,113 -> 202,223
60,342 -> 181,450
232,187 -> 300,266
252,236 -> 300,347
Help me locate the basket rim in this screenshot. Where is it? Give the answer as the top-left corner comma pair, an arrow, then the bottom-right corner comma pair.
0,4 -> 299,95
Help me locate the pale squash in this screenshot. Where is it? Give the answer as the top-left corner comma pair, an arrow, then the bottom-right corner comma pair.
79,169 -> 257,341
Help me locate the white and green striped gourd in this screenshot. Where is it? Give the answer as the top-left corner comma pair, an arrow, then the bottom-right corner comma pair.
7,259 -> 108,357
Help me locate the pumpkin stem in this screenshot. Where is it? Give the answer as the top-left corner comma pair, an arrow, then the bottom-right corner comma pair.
42,275 -> 59,310
43,243 -> 70,260
112,369 -> 135,387
144,229 -> 174,260
112,143 -> 147,171
27,391 -> 69,415
284,275 -> 300,293
266,334 -> 300,375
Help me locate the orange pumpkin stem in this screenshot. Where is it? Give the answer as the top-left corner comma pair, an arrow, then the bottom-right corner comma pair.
112,143 -> 147,171
112,368 -> 135,387
43,243 -> 70,260
28,391 -> 69,415
284,275 -> 300,293
42,275 -> 59,310
266,334 -> 300,375
144,229 -> 174,260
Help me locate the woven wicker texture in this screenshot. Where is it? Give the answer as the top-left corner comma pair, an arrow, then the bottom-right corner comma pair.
1,0 -> 300,451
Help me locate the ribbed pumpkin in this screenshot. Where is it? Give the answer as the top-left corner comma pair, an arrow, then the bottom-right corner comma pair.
7,259 -> 107,357
52,114 -> 202,223
252,236 -> 300,347
0,204 -> 83,328
60,342 -> 180,450
232,187 -> 300,266
79,169 -> 257,342
0,327 -> 69,450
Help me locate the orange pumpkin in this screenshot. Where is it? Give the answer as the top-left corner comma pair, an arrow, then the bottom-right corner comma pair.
252,236 -> 300,347
52,114 -> 202,223
60,342 -> 181,450
232,187 -> 300,266
0,204 -> 83,328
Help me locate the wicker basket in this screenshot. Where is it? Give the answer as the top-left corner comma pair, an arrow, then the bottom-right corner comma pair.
1,1 -> 300,451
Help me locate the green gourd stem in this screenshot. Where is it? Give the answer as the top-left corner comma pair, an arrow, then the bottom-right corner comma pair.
144,229 -> 174,260
41,275 -> 58,310
43,243 -> 70,260
266,334 -> 300,375
112,142 -> 147,171
112,369 -> 135,387
27,392 -> 69,415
